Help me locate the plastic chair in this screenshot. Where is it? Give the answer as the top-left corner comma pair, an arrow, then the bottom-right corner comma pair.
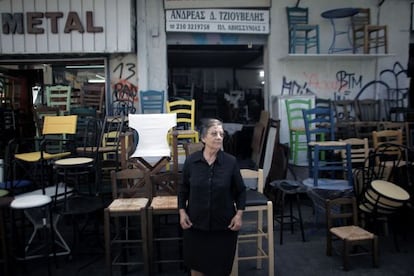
285,98 -> 312,165
104,168 -> 152,276
286,6 -> 320,54
325,197 -> 378,271
139,90 -> 165,114
351,8 -> 388,54
232,169 -> 274,276
45,85 -> 72,114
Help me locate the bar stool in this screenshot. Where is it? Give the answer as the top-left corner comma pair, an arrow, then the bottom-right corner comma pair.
270,180 -> 307,244
10,194 -> 55,275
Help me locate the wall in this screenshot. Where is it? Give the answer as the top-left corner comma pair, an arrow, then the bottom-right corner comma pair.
267,0 -> 411,118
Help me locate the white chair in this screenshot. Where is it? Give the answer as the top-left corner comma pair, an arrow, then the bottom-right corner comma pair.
232,169 -> 274,276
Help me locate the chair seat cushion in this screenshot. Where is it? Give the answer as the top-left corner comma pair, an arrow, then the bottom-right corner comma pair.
245,190 -> 268,206
330,225 -> 374,241
15,151 -> 71,162
150,196 -> 177,210
108,198 -> 148,212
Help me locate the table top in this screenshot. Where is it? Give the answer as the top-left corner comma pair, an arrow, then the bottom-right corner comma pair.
321,8 -> 359,19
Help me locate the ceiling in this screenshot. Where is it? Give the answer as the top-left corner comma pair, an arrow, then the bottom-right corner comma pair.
167,45 -> 263,68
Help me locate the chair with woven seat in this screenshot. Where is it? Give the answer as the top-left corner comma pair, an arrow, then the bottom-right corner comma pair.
286,6 -> 320,54
81,83 -> 105,118
104,168 -> 152,276
351,8 -> 388,54
285,98 -> 312,165
325,197 -> 378,271
232,169 -> 274,276
139,90 -> 165,114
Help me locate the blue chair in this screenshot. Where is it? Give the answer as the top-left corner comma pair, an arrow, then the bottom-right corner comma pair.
286,6 -> 320,54
302,107 -> 353,189
139,90 -> 165,114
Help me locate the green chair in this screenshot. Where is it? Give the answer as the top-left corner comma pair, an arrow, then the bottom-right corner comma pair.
285,98 -> 312,165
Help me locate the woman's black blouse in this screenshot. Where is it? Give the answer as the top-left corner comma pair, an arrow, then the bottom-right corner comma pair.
178,149 -> 246,231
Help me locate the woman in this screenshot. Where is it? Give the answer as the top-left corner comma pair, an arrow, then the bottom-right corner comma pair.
178,118 -> 246,276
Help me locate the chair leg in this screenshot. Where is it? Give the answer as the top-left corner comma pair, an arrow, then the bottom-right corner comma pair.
326,232 -> 332,256
296,193 -> 305,242
103,209 -> 112,276
373,236 -> 379,268
343,240 -> 349,271
267,201 -> 274,276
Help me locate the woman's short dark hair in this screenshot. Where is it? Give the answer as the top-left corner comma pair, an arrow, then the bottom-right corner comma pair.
200,118 -> 223,139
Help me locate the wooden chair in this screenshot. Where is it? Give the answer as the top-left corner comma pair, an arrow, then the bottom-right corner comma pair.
232,169 -> 274,276
45,85 -> 72,114
351,8 -> 388,54
81,83 -> 105,117
285,98 -> 312,165
166,99 -> 199,164
250,111 -> 270,169
139,90 -> 165,114
104,168 -> 152,276
286,6 -> 320,54
372,129 -> 403,163
325,197 -> 378,271
339,138 -> 370,169
183,142 -> 204,157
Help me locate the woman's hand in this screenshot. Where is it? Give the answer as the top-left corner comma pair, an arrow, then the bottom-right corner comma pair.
179,209 -> 192,229
228,210 -> 243,231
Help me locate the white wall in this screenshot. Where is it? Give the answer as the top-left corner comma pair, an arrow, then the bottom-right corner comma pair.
267,0 -> 411,119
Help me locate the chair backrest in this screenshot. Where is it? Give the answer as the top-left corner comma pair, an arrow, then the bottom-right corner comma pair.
339,138 -> 369,168
128,113 -> 177,158
166,99 -> 195,132
139,90 -> 165,114
184,142 -> 204,157
240,168 -> 264,193
302,107 -> 335,143
172,83 -> 194,100
315,97 -> 331,109
332,100 -> 356,122
110,168 -> 152,200
325,197 -> 358,229
99,116 -> 125,159
43,115 -> 77,135
81,83 -> 105,115
356,99 -> 381,121
46,85 -> 72,113
286,6 -> 309,27
372,129 -> 403,160
351,8 -> 371,28
285,98 -> 312,130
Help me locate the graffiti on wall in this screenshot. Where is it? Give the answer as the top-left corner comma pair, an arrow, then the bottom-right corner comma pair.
281,61 -> 409,120
110,54 -> 138,115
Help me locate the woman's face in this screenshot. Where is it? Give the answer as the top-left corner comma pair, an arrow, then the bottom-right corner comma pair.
202,124 -> 224,151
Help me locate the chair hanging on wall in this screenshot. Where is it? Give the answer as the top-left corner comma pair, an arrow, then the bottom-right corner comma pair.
286,6 -> 320,54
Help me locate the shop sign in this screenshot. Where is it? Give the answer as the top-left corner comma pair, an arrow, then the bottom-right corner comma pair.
1,11 -> 103,34
164,0 -> 271,9
166,9 -> 269,34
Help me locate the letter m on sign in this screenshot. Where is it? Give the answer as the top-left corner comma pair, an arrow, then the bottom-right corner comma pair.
2,13 -> 24,34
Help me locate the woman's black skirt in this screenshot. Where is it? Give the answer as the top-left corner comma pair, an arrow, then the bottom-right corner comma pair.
183,228 -> 238,276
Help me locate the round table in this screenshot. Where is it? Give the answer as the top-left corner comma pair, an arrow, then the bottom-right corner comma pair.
321,8 -> 359,54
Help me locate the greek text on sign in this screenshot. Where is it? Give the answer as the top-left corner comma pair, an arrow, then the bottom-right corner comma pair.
166,9 -> 269,34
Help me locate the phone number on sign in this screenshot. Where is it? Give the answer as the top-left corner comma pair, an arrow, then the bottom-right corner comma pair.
169,23 -> 210,31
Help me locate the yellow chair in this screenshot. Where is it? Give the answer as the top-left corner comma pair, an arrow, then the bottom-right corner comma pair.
232,169 -> 274,276
166,99 -> 199,165
14,115 -> 77,192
